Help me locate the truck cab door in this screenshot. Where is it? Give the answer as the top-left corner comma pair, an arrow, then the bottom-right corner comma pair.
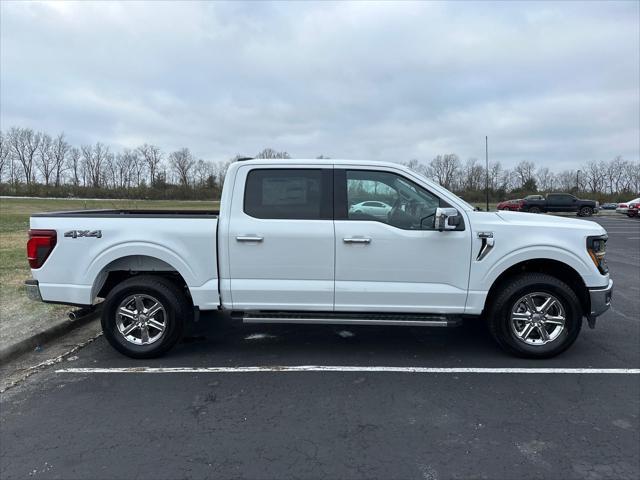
225,166 -> 334,311
333,168 -> 472,313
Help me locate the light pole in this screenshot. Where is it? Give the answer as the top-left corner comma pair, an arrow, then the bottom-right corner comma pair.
485,136 -> 489,212
576,170 -> 581,192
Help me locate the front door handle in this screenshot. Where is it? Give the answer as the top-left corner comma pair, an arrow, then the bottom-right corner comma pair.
343,237 -> 371,244
236,235 -> 264,242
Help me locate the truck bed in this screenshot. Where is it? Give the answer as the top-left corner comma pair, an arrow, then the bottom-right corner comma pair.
29,211 -> 219,309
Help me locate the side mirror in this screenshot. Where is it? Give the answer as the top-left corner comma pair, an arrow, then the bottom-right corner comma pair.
435,207 -> 460,231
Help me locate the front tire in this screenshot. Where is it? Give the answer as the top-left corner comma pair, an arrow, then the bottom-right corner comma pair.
528,206 -> 541,214
487,273 -> 582,358
101,275 -> 191,358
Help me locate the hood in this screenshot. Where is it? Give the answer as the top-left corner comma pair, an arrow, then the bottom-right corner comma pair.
494,211 -> 606,235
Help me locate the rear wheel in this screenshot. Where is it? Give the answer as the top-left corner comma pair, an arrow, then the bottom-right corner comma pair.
528,206 -> 541,214
487,273 -> 582,358
101,275 -> 191,358
579,206 -> 593,217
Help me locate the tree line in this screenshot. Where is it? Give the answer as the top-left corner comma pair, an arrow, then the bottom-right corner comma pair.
405,154 -> 639,202
0,126 -> 638,202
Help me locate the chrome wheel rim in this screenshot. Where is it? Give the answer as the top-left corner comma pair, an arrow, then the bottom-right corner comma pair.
116,294 -> 167,345
510,292 -> 566,345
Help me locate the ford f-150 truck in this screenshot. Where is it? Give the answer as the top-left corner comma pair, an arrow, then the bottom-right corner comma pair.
520,193 -> 599,216
25,159 -> 613,359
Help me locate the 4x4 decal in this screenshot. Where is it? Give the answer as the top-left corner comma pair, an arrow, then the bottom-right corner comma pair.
64,230 -> 102,239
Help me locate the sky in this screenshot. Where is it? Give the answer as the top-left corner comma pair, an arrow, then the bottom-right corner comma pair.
1,1 -> 638,171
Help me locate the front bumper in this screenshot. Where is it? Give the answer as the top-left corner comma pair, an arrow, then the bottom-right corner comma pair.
588,279 -> 613,318
25,279 -> 43,302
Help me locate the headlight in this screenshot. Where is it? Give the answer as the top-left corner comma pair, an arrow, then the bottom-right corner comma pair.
587,235 -> 608,274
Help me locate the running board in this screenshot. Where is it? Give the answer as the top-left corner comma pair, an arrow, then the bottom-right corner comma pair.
238,312 -> 462,327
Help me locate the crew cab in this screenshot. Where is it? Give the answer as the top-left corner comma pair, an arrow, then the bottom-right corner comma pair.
521,193 -> 599,216
25,159 -> 613,359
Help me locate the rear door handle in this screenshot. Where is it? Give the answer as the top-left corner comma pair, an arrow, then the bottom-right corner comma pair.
343,237 -> 371,244
236,235 -> 264,242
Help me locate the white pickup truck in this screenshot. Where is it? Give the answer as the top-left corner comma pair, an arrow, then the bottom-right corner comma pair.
25,159 -> 613,359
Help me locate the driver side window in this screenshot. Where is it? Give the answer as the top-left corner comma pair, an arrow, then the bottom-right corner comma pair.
346,170 -> 441,230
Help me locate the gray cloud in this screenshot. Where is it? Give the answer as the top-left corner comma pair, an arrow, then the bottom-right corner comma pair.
1,1 -> 638,170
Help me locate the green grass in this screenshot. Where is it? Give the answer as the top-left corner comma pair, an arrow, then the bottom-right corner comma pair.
0,197 -> 220,338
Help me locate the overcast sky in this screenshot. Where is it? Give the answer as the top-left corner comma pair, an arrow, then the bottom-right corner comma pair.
1,1 -> 638,170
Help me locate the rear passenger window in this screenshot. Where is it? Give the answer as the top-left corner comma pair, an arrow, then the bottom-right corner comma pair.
244,169 -> 332,219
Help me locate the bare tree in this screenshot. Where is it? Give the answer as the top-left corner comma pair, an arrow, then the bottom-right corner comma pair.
194,159 -> 214,187
8,127 -> 41,184
514,161 -> 536,188
488,161 -> 503,191
462,157 -> 484,191
137,144 -> 163,185
169,148 -> 195,187
623,160 -> 640,193
583,160 -> 604,194
81,143 -> 109,188
36,133 -> 55,185
0,130 -> 8,183
112,151 -> 133,188
66,147 -> 82,187
255,148 -> 290,159
51,133 -> 70,187
536,167 -> 555,192
428,154 -> 460,190
214,159 -> 233,189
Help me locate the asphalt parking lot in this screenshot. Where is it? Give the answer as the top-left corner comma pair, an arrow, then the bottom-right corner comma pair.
1,215 -> 638,480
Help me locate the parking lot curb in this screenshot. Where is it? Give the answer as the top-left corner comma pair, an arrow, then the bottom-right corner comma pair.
0,310 -> 100,364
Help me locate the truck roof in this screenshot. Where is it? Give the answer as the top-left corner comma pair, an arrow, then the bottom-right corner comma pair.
235,158 -> 403,168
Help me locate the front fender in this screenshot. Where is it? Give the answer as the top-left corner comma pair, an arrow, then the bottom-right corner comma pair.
478,244 -> 598,289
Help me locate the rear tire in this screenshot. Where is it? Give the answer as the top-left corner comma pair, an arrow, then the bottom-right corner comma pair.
487,273 -> 582,358
579,206 -> 593,217
101,275 -> 191,358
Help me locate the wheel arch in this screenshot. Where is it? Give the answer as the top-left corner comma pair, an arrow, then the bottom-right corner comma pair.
483,258 -> 590,317
91,254 -> 190,302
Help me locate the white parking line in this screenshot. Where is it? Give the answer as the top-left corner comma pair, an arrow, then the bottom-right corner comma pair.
55,366 -> 640,374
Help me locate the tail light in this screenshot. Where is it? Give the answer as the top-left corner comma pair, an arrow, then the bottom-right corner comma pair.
27,229 -> 57,269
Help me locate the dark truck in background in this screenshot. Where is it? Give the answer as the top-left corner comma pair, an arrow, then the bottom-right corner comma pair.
521,193 -> 599,216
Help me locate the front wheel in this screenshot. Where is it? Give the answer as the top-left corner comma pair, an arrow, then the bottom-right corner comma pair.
101,275 -> 191,358
487,273 -> 582,358
528,206 -> 541,214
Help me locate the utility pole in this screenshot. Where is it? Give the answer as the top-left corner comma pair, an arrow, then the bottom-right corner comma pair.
485,136 -> 489,212
576,169 -> 581,192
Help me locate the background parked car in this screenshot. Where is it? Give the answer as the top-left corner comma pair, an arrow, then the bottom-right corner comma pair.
520,193 -> 599,216
496,199 -> 524,211
616,198 -> 640,216
348,200 -> 393,219
627,201 -> 639,217
601,203 -> 618,210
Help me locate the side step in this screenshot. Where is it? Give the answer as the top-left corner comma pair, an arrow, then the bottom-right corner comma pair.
237,311 -> 462,327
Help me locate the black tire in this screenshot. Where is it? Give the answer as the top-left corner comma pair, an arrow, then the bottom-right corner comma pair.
487,273 -> 582,358
101,275 -> 191,358
579,206 -> 593,217
528,206 -> 541,214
